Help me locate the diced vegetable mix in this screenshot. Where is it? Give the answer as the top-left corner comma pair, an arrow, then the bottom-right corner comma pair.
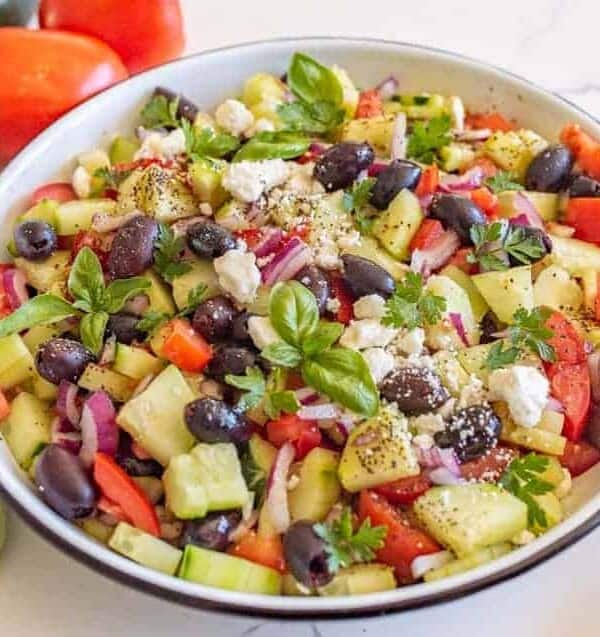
3,51 -> 600,596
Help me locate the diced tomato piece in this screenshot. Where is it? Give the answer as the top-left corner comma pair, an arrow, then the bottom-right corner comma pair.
546,362 -> 591,441
355,89 -> 383,119
266,414 -> 321,459
286,224 -> 311,242
71,231 -> 110,267
409,219 -> 445,253
329,273 -> 354,324
565,198 -> 600,243
114,158 -> 173,172
465,112 -> 515,132
0,390 -> 10,421
469,187 -> 499,218
30,182 -> 77,205
373,474 -> 432,505
459,446 -> 517,482
559,440 -> 600,477
0,264 -> 14,318
161,319 -> 213,373
560,123 -> 600,181
234,228 -> 263,250
97,495 -> 129,523
463,156 -> 498,179
415,165 -> 439,198
595,273 -> 600,322
447,247 -> 476,274
358,490 -> 440,583
545,311 -> 587,364
93,453 -> 160,536
229,530 -> 286,573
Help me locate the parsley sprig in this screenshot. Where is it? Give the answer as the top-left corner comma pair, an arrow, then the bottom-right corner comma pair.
499,454 -> 554,528
93,166 -> 133,191
407,115 -> 452,163
140,94 -> 180,129
382,272 -> 447,330
153,223 -> 191,283
342,178 -> 376,235
314,508 -> 387,573
485,170 -> 524,194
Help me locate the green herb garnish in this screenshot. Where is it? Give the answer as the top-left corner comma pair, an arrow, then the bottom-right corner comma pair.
181,119 -> 240,161
382,272 -> 446,330
140,94 -> 180,129
136,311 -> 170,336
485,170 -> 524,194
153,223 -> 191,283
234,131 -> 310,162
342,178 -> 376,236
407,114 -> 452,164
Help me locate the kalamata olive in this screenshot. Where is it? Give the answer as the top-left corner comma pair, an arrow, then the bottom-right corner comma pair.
340,254 -> 395,300
568,174 -> 600,198
192,295 -> 236,342
283,520 -> 334,589
180,510 -> 242,551
507,226 -> 552,266
35,445 -> 97,519
186,222 -> 236,259
429,194 -> 486,244
153,87 -> 199,124
106,312 -> 145,344
525,144 -> 574,193
380,366 -> 450,414
207,345 -> 256,377
370,159 -> 422,210
585,403 -> 600,450
434,405 -> 502,462
479,313 -> 501,344
232,311 -> 253,342
36,338 -> 94,385
294,265 -> 330,314
314,142 -> 375,192
108,215 -> 159,279
14,220 -> 57,261
184,397 -> 251,444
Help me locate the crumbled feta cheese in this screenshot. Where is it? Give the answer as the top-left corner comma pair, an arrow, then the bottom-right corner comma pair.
134,128 -> 186,160
488,365 -> 549,428
361,347 -> 395,384
198,203 -> 213,217
458,374 -> 487,409
213,249 -> 261,304
312,237 -> 340,269
72,166 -> 91,199
395,328 -> 426,356
247,117 -> 275,137
436,398 -> 456,419
214,99 -> 254,136
555,468 -> 572,500
336,230 -> 361,251
412,433 -> 435,450
247,316 -> 281,350
222,159 -> 289,202
448,96 -> 465,133
78,149 -> 110,174
285,162 -> 325,195
339,319 -> 397,350
325,297 -> 341,314
353,294 -> 386,320
410,413 -> 446,435
512,529 -> 536,546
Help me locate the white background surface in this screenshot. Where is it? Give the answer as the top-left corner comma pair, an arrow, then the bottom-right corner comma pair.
2,0 -> 600,634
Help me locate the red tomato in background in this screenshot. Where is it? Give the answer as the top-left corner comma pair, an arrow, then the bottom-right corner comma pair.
560,440 -> 600,477
30,183 -> 77,206
39,0 -> 185,74
0,28 -> 127,165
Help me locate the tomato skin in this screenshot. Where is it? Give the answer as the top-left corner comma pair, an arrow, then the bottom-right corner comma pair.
266,414 -> 321,459
469,187 -> 499,218
463,156 -> 498,179
30,182 -> 77,205
329,273 -> 354,324
71,231 -> 110,267
39,0 -> 184,75
415,165 -> 439,198
561,123 -> 600,181
373,475 -> 432,505
547,362 -> 591,441
465,112 -> 515,132
355,89 -> 383,119
229,531 -> 286,573
447,247 -> 477,274
565,198 -> 600,243
0,28 -> 127,164
459,447 -> 517,482
358,490 -> 440,582
161,319 -> 213,373
545,311 -> 587,364
559,440 -> 600,477
409,219 -> 445,253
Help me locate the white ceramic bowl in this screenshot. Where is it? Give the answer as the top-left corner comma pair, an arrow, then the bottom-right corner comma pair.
1,37 -> 600,619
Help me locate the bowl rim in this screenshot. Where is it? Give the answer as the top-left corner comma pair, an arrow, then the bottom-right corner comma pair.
1,35 -> 600,620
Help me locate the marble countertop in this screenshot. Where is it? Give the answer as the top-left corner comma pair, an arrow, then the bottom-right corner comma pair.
2,0 -> 600,634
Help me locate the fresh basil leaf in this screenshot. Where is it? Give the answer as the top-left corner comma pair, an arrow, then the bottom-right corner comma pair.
287,52 -> 343,106
301,347 -> 379,416
0,293 -> 76,338
302,321 -> 343,357
262,342 -> 303,368
277,100 -> 345,134
264,390 -> 301,420
104,277 -> 151,314
182,120 -> 240,160
269,281 -> 319,347
80,311 -> 108,356
68,247 -> 106,312
136,310 -> 170,336
234,131 -> 310,162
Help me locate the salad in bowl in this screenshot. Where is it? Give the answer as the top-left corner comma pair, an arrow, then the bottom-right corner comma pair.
2,50 -> 600,598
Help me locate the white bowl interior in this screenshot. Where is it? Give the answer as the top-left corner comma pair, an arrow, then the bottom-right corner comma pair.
1,37 -> 600,617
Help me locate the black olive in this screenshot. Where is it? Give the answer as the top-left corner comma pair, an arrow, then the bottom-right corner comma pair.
341,254 -> 395,300
153,87 -> 199,124
569,174 -> 600,198
36,338 -> 94,385
14,220 -> 57,261
479,313 -> 501,344
207,345 -> 256,377
380,366 -> 449,414
525,144 -> 574,193
184,397 -> 251,444
429,194 -> 486,244
434,405 -> 502,462
231,311 -> 253,343
186,222 -> 236,259
370,160 -> 422,210
180,511 -> 242,551
107,215 -> 159,279
192,295 -> 236,342
314,142 -> 375,192
106,313 -> 145,345
35,445 -> 97,520
507,226 -> 552,266
283,521 -> 334,589
294,265 -> 330,314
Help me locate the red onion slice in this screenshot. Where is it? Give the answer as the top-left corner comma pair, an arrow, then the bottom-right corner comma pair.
390,113 -> 407,160
261,237 -> 311,285
368,161 -> 390,177
428,467 -> 465,485
449,312 -> 470,347
79,391 -> 119,468
294,387 -> 320,405
589,350 -> 600,403
415,445 -> 461,475
411,550 -> 454,579
123,293 -> 150,317
410,230 -> 460,277
376,75 -> 399,100
56,380 -> 81,427
546,396 -> 565,413
252,227 -> 284,258
513,192 -> 544,229
298,403 -> 340,421
50,416 -> 82,454
3,269 -> 29,310
438,167 -> 484,193
265,442 -> 295,534
456,128 -> 492,142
